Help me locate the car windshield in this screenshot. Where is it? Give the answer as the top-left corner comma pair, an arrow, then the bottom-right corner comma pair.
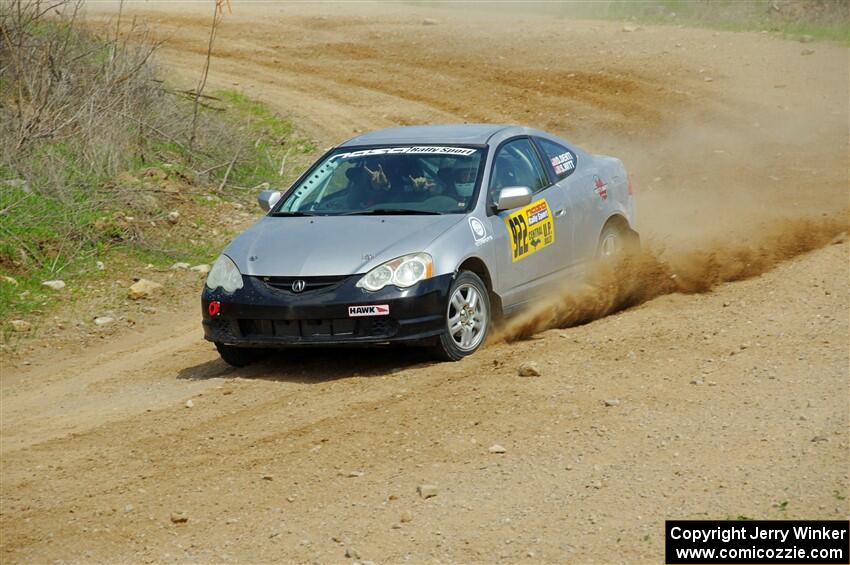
274,146 -> 484,215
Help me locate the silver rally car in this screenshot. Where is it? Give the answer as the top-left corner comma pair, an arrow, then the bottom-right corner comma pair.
202,124 -> 638,365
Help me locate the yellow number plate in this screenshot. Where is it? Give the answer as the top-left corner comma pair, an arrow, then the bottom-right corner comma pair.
504,199 -> 555,262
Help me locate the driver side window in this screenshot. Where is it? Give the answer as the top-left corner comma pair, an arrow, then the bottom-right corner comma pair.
489,138 -> 549,198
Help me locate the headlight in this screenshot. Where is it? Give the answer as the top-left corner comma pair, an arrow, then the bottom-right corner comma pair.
205,254 -> 244,293
356,253 -> 433,291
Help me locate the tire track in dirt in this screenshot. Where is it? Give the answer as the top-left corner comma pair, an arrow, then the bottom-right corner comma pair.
3,237 -> 847,562
221,35 -> 667,127
130,11 -> 687,136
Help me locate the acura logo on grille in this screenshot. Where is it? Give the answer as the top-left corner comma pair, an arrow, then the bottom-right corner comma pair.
291,279 -> 306,293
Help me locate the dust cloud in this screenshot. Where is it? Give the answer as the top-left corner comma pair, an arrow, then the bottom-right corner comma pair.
498,213 -> 848,342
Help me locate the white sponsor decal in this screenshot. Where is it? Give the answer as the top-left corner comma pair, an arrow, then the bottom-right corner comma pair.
468,216 -> 492,246
348,304 -> 390,317
550,151 -> 575,175
469,217 -> 486,238
332,146 -> 477,161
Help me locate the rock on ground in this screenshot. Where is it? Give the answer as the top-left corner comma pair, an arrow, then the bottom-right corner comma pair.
417,484 -> 438,499
128,279 -> 163,300
9,320 -> 31,332
42,280 -> 66,291
517,362 -> 541,377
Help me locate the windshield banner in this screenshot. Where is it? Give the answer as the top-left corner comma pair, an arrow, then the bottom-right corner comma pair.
331,146 -> 477,160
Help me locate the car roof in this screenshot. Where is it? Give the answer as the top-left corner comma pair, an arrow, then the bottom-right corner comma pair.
339,124 -> 521,147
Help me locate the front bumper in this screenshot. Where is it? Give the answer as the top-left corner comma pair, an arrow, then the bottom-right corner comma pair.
201,273 -> 453,347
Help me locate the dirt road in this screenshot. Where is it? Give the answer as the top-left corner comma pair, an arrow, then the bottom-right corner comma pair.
2,3 -> 848,563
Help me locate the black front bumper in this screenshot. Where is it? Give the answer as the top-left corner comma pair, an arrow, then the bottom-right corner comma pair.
201,273 -> 453,347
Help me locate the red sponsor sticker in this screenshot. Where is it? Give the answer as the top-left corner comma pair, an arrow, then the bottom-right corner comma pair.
594,176 -> 608,200
526,202 -> 549,226
348,304 -> 390,317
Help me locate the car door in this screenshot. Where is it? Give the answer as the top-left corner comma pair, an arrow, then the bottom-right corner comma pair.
532,136 -> 592,268
486,137 -> 569,310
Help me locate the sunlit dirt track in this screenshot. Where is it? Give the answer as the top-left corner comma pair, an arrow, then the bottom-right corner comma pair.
1,2 -> 848,563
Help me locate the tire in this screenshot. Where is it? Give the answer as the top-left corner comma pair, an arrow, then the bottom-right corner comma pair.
432,271 -> 491,361
215,342 -> 261,368
597,219 -> 639,260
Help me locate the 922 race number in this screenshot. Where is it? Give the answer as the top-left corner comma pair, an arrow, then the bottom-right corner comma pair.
504,199 -> 555,262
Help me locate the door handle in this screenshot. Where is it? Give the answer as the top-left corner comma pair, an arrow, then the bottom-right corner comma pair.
555,208 -> 566,217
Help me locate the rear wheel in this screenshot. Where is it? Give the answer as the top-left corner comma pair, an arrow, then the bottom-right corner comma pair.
597,219 -> 639,260
215,342 -> 261,368
432,271 -> 490,361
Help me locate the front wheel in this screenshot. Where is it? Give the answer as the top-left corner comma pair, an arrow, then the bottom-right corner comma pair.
215,342 -> 262,368
432,271 -> 491,361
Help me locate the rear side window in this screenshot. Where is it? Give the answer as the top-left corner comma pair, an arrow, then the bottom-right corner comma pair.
489,138 -> 549,195
535,138 -> 577,180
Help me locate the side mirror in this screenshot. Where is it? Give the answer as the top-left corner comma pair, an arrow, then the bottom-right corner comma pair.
494,186 -> 533,211
257,190 -> 282,212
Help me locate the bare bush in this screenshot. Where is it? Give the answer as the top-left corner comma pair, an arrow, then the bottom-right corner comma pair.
0,0 -> 176,272
1,1 -> 166,169
0,0 -> 293,278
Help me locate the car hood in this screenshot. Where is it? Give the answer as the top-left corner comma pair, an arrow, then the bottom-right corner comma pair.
225,214 -> 465,277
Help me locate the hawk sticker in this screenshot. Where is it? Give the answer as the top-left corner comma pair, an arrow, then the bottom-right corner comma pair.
348,304 -> 390,317
504,199 -> 555,262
